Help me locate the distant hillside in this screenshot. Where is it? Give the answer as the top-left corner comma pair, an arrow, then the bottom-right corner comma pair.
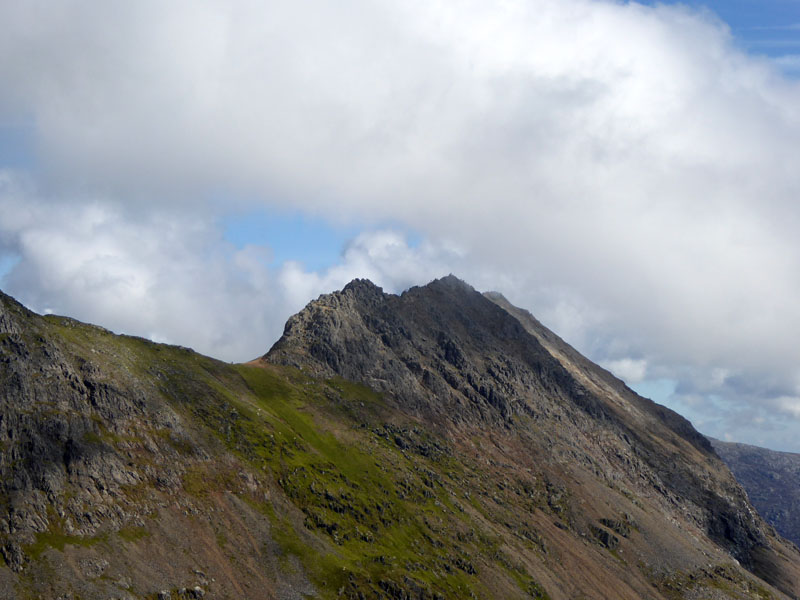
711,438 -> 800,548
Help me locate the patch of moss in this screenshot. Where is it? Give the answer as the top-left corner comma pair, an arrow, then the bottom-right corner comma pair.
525,579 -> 551,599
26,530 -> 107,560
215,531 -> 228,549
182,464 -> 238,498
119,481 -> 152,504
326,376 -> 383,404
81,430 -> 103,445
649,563 -> 774,600
117,525 -> 150,543
155,428 -> 195,455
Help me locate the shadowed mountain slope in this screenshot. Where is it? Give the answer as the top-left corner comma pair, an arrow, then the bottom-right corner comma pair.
1,277 -> 799,599
711,439 -> 800,548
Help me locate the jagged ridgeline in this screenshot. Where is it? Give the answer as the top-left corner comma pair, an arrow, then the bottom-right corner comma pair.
0,278 -> 799,599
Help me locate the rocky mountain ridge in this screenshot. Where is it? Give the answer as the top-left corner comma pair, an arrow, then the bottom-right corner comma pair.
0,277 -> 799,599
266,275 -> 800,596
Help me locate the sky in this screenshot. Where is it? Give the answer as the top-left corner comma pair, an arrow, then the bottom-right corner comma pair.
1,0 -> 800,452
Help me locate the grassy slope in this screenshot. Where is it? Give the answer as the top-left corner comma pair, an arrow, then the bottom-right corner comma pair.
12,314 -> 550,599
172,358 -> 553,599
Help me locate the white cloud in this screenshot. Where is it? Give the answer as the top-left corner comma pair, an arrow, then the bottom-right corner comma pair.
1,1 -> 800,447
0,173 -> 469,361
0,171 -> 287,360
603,358 -> 648,384
278,230 -> 466,305
777,396 -> 800,419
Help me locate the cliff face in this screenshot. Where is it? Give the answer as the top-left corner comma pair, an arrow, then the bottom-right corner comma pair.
1,278 -> 799,599
711,438 -> 800,548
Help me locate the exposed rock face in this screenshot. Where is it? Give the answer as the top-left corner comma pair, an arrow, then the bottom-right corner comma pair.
711,438 -> 800,547
0,290 -> 21,335
270,276 -> 587,424
0,296 -> 169,551
267,275 -> 800,597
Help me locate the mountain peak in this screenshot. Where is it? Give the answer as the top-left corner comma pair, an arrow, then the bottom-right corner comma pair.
266,276 -> 556,416
263,277 -> 800,591
340,274 -> 474,300
342,277 -> 385,297
415,274 -> 476,295
428,273 -> 471,288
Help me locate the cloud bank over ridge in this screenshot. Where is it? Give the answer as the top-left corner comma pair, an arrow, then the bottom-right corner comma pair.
2,0 -> 800,449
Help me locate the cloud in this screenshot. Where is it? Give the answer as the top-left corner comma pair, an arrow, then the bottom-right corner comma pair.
278,230 -> 465,308
0,170 -> 287,360
777,397 -> 800,418
0,171 -> 470,361
603,358 -> 648,383
2,1 -> 800,448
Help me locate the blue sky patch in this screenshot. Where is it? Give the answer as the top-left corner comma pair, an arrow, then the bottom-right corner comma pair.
0,253 -> 20,284
222,208 -> 362,271
222,207 -> 423,272
644,0 -> 800,67
0,122 -> 36,168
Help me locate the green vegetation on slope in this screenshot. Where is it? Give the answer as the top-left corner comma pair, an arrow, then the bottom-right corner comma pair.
30,315 -> 552,598
188,361 -> 542,598
156,352 -> 555,597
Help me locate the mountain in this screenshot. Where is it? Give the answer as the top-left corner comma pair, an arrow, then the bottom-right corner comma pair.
710,439 -> 800,548
1,277 -> 799,599
266,275 -> 800,597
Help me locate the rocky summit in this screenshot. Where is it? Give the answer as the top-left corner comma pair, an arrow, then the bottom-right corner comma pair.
1,277 -> 799,599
